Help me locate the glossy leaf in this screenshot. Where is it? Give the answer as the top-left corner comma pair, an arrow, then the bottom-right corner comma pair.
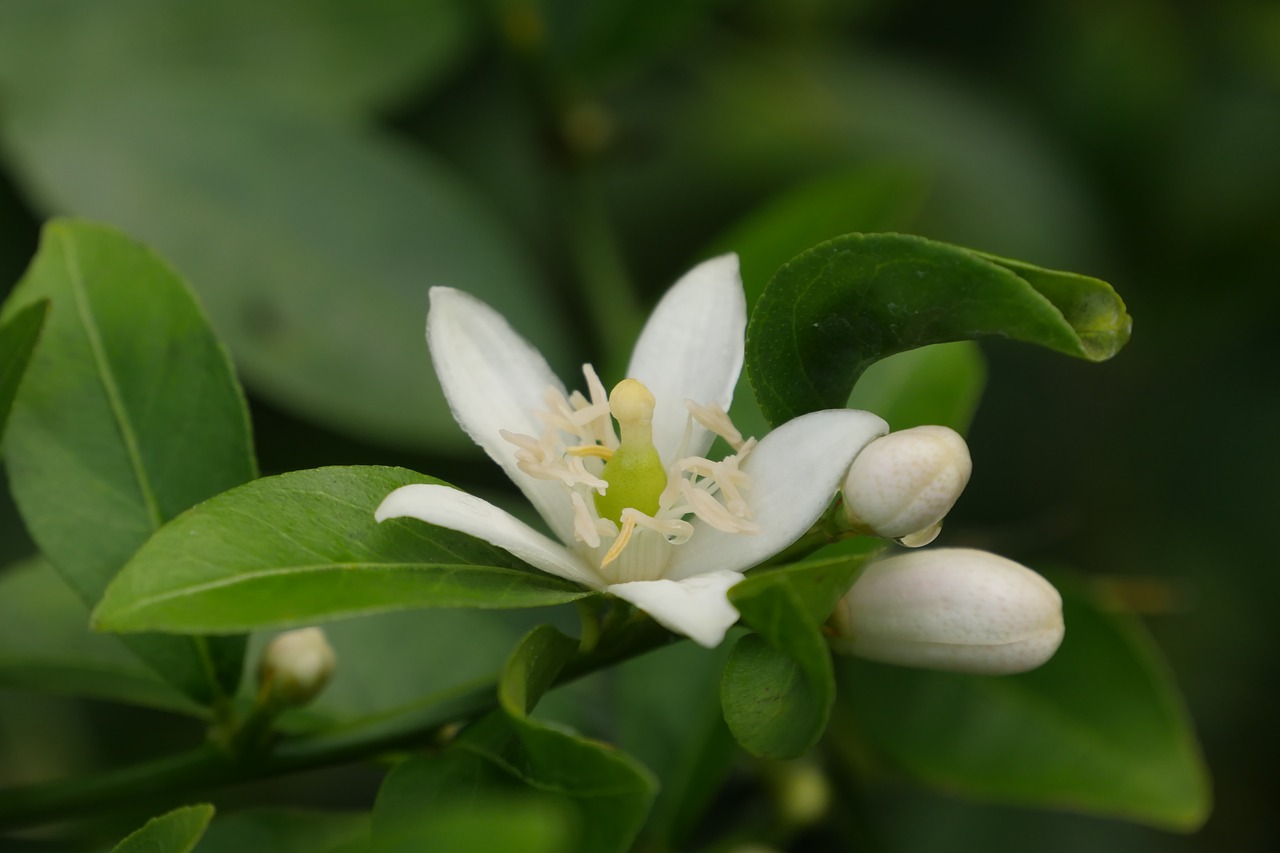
93,467 -> 588,634
833,582 -> 1211,831
722,553 -> 878,758
0,559 -> 205,715
1,79 -> 569,450
0,299 -> 47,444
110,803 -> 214,853
2,220 -> 254,703
195,808 -> 369,853
745,232 -> 1131,426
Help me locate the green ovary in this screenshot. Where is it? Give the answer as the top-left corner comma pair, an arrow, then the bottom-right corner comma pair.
593,378 -> 668,523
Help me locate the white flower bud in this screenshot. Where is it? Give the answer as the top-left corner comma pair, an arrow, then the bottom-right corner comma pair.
829,548 -> 1064,675
841,425 -> 971,546
259,627 -> 336,707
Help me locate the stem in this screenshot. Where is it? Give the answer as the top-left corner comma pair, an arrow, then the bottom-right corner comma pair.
0,617 -> 674,830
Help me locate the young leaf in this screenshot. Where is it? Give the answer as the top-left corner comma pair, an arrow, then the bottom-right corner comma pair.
0,299 -> 48,444
110,803 -> 214,853
745,233 -> 1131,426
2,220 -> 255,703
833,582 -> 1212,832
93,467 -> 589,634
456,625 -> 658,853
722,553 -> 878,759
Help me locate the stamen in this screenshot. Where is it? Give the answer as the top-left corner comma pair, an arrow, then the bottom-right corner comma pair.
681,479 -> 760,533
567,444 -> 614,461
570,492 -> 601,549
600,513 -> 638,568
686,400 -> 746,450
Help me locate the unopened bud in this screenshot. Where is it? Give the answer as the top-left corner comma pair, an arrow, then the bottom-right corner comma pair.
829,548 -> 1064,675
259,627 -> 336,707
841,425 -> 971,546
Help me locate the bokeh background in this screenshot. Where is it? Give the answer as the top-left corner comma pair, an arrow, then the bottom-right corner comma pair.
1,1 -> 1276,849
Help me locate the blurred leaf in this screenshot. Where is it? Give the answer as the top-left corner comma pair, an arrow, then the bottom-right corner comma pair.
833,582 -> 1212,832
94,467 -> 588,634
746,233 -> 1130,427
195,808 -> 369,853
373,753 -> 572,853
707,164 -> 931,307
1,80 -> 570,451
459,624 -> 658,853
846,342 -> 986,434
2,220 -> 253,703
613,641 -> 738,848
111,803 -> 214,853
722,553 -> 877,759
0,0 -> 471,117
0,558 -> 205,714
0,299 -> 47,443
607,49 -> 1103,282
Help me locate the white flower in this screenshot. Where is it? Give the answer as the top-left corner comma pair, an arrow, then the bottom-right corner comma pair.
841,424 -> 972,547
828,548 -> 1065,674
376,254 -> 888,647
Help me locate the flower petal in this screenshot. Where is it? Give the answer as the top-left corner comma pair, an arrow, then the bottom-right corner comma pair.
607,570 -> 745,648
376,483 -> 601,588
427,287 -> 576,544
666,409 -> 889,580
627,254 -> 746,461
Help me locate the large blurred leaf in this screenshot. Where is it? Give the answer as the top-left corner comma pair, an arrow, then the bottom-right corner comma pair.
93,467 -> 588,634
374,625 -> 656,853
0,299 -> 47,443
2,220 -> 253,703
111,803 -> 214,853
721,552 -> 878,759
0,81 -> 569,450
0,0 -> 471,117
196,808 -> 369,853
833,583 -> 1212,832
373,753 -> 573,853
0,559 -> 203,715
746,233 -> 1130,427
607,48 -> 1104,284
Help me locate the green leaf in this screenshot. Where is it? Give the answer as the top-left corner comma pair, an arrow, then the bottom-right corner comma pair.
110,803 -> 214,853
833,582 -> 1212,832
195,808 -> 370,853
746,233 -> 1131,426
2,79 -> 570,451
0,559 -> 205,714
0,299 -> 48,444
722,553 -> 878,758
93,467 -> 588,634
374,753 -> 572,853
0,0 -> 471,118
2,220 -> 254,703
456,625 -> 658,853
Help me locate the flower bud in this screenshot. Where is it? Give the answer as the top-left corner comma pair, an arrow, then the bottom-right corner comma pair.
841,425 -> 971,546
259,627 -> 336,707
829,548 -> 1064,675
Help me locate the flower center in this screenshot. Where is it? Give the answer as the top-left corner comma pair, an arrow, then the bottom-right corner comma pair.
500,364 -> 760,584
593,379 -> 667,524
